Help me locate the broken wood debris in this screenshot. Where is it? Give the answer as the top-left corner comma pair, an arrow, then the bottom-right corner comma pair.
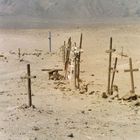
42,68 -> 64,80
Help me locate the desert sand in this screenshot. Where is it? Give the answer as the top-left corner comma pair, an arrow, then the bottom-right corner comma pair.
1,24 -> 140,140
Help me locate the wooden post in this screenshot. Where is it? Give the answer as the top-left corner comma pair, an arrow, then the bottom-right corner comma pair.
48,32 -> 52,52
62,41 -> 66,64
121,47 -> 123,59
77,33 -> 83,89
27,64 -> 32,106
124,58 -> 139,94
18,48 -> 21,60
65,37 -> 72,79
21,64 -> 36,107
74,55 -> 78,88
110,57 -> 118,94
106,37 -> 116,95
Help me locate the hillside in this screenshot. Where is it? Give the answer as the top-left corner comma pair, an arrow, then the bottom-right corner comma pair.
1,0 -> 140,28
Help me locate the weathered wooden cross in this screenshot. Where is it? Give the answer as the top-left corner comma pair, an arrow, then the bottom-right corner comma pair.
106,37 -> 116,95
110,57 -> 118,94
21,64 -> 36,107
124,58 -> 139,94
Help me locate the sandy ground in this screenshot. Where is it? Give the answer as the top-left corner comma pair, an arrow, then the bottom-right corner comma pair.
1,24 -> 140,140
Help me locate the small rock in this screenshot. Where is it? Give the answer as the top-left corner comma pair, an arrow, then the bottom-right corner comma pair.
102,92 -> 108,99
32,126 -> 40,131
122,92 -> 138,101
81,110 -> 85,114
89,91 -> 95,95
134,101 -> 140,106
88,109 -> 92,111
109,91 -> 119,100
67,133 -> 74,138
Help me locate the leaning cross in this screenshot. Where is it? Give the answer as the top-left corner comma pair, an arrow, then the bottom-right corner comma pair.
21,64 -> 36,107
106,37 -> 116,95
124,58 -> 139,94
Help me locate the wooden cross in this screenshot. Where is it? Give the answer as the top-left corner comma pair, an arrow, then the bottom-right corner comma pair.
106,37 -> 116,95
110,57 -> 118,94
48,32 -> 52,52
124,58 -> 139,94
21,64 -> 36,107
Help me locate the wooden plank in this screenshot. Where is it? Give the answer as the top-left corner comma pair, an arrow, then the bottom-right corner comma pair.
42,69 -> 63,71
27,64 -> 32,107
107,37 -> 113,95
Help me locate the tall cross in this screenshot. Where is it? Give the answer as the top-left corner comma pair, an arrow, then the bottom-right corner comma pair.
106,37 -> 116,95
124,58 -> 139,94
21,64 -> 36,107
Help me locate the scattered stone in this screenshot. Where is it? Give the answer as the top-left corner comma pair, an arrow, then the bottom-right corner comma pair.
88,91 -> 95,95
81,110 -> 85,114
109,91 -> 119,100
88,109 -> 92,111
122,92 -> 138,101
102,92 -> 108,99
67,133 -> 74,138
79,83 -> 88,94
16,117 -> 19,120
133,101 -> 140,106
32,126 -> 40,131
18,104 -> 29,109
18,104 -> 36,110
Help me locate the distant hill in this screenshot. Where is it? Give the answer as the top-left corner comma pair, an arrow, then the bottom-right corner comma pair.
0,0 -> 140,28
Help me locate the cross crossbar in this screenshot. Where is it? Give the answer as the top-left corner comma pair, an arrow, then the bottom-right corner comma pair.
21,75 -> 36,80
106,49 -> 116,53
124,69 -> 139,73
41,69 -> 63,72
